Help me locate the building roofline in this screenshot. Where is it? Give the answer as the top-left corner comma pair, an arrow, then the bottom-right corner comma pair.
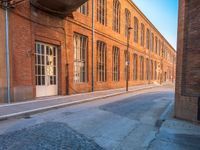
127,0 -> 176,53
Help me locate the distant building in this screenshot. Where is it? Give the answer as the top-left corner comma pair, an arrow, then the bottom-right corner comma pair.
0,0 -> 176,103
175,0 -> 200,124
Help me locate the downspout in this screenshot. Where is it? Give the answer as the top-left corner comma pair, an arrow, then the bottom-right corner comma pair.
148,32 -> 151,84
5,2 -> 11,103
91,0 -> 94,92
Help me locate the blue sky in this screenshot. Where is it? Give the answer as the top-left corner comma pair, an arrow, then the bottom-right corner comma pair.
132,0 -> 178,49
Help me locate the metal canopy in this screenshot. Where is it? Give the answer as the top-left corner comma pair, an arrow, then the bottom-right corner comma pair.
30,0 -> 88,17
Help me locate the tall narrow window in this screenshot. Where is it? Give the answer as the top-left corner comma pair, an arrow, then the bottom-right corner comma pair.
151,33 -> 154,52
150,59 -> 153,80
113,0 -> 120,33
140,56 -> 144,80
97,0 -> 107,25
97,41 -> 107,82
154,61 -> 157,80
146,29 -> 150,49
146,58 -> 149,80
78,2 -> 88,15
134,17 -> 139,43
124,50 -> 130,80
155,36 -> 158,54
133,53 -> 138,80
158,39 -> 161,56
162,42 -> 164,57
74,33 -> 88,83
112,46 -> 120,81
125,9 -> 131,37
141,23 -> 145,47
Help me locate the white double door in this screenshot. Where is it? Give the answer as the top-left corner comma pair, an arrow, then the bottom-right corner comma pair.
35,42 -> 58,97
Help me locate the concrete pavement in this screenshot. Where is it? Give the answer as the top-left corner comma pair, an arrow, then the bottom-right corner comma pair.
149,103 -> 200,150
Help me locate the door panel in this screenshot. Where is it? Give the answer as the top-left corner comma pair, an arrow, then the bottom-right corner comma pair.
35,42 -> 58,97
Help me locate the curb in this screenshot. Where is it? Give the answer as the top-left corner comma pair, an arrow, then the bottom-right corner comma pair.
156,101 -> 174,128
0,85 -> 159,121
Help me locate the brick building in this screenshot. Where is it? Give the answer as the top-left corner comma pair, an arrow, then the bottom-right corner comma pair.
175,0 -> 200,124
0,0 -> 176,103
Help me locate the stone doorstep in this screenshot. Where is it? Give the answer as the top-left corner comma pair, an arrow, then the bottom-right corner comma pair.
0,85 -> 159,121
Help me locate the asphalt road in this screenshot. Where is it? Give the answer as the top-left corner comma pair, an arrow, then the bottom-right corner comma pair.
0,86 -> 185,150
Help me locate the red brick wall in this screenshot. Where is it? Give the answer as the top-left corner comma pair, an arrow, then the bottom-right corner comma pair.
1,0 -> 176,102
9,2 -> 67,102
175,0 -> 199,124
66,0 -> 176,94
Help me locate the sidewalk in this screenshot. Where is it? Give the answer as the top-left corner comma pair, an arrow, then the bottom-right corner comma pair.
0,84 -> 158,121
151,103 -> 200,150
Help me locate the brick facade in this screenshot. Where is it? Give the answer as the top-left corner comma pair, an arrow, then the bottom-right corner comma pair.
67,0 -> 176,94
0,0 -> 176,103
175,0 -> 200,124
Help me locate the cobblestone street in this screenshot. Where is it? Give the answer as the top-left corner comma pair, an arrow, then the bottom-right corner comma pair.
0,122 -> 103,150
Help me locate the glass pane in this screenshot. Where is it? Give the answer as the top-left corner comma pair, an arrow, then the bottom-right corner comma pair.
38,76 -> 41,85
46,46 -> 49,55
42,76 -> 45,85
53,47 -> 56,56
42,66 -> 45,75
38,56 -> 41,64
50,76 -> 53,85
35,66 -> 38,75
41,45 -> 44,54
42,56 -> 45,65
54,67 -> 56,76
54,76 -> 56,84
38,66 -> 41,75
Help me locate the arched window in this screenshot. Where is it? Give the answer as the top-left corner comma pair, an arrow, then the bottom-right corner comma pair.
151,33 -> 154,52
146,28 -> 150,49
78,2 -> 88,15
158,39 -> 161,56
74,33 -> 88,83
124,50 -> 130,80
125,8 -> 131,37
146,58 -> 149,80
155,36 -> 158,54
113,0 -> 120,33
97,41 -> 107,82
154,61 -> 157,80
134,17 -> 139,43
97,0 -> 107,25
140,56 -> 144,80
112,46 -> 120,81
133,53 -> 138,80
140,23 -> 145,47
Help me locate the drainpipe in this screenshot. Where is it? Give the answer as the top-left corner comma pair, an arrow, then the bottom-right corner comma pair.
148,32 -> 151,84
5,2 -> 11,103
91,0 -> 94,92
198,97 -> 200,121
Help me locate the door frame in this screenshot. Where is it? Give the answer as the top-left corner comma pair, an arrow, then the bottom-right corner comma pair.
35,42 -> 58,97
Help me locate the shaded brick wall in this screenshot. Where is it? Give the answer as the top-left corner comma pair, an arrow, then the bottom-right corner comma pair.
175,0 -> 200,124
9,2 -> 67,102
0,9 -> 7,103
